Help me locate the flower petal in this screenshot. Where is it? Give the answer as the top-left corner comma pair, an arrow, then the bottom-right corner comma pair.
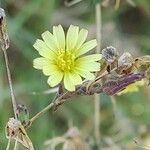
75,29 -> 88,50
33,57 -> 50,69
69,73 -> 83,85
75,69 -> 95,80
47,72 -> 63,87
76,62 -> 100,72
66,25 -> 79,51
77,54 -> 102,62
43,64 -> 58,76
53,25 -> 65,50
41,31 -> 58,51
64,72 -> 75,91
33,39 -> 55,59
76,39 -> 97,57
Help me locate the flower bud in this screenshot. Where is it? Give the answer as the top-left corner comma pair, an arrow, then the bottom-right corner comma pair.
16,104 -> 29,126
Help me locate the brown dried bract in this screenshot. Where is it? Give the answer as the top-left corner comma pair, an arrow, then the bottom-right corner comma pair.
116,52 -> 134,74
134,55 -> 150,84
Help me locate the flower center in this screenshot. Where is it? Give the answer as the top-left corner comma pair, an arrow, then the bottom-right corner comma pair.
55,50 -> 75,72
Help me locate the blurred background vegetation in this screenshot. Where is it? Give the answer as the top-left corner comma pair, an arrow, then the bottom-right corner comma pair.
0,0 -> 150,149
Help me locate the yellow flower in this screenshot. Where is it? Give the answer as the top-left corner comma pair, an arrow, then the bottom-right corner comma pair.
33,25 -> 102,91
117,80 -> 144,95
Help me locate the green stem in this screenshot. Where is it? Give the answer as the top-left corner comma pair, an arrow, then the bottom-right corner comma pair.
94,2 -> 102,146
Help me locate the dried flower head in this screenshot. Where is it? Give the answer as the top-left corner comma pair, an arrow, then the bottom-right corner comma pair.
118,52 -> 133,68
33,25 -> 102,91
117,52 -> 134,74
6,118 -> 21,138
5,118 -> 34,150
101,46 -> 118,63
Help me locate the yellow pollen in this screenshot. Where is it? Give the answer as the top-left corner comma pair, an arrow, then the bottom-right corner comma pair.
55,50 -> 75,72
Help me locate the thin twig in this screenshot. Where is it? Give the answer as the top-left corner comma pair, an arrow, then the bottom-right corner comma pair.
0,8 -> 17,118
29,91 -> 70,126
94,2 -> 102,146
6,136 -> 11,150
14,136 -> 19,150
29,102 -> 54,126
3,50 -> 17,119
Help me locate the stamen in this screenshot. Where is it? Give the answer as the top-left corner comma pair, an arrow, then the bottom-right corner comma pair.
55,50 -> 75,72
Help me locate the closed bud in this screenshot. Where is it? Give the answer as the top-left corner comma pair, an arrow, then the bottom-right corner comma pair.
16,104 -> 29,126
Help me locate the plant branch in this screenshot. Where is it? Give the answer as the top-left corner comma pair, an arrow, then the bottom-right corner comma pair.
3,50 -> 17,119
27,71 -> 145,128
29,102 -> 54,126
29,91 -> 71,126
0,8 -> 17,118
